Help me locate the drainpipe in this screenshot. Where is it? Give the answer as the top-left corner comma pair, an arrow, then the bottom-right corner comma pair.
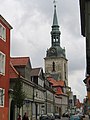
46,91 -> 47,114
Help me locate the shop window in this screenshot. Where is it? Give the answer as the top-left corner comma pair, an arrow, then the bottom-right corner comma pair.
0,88 -> 5,107
0,51 -> 5,75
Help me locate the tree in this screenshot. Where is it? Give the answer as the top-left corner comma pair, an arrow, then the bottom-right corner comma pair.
12,77 -> 26,114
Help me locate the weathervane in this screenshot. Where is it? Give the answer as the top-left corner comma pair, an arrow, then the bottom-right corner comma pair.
53,0 -> 57,7
53,0 -> 57,4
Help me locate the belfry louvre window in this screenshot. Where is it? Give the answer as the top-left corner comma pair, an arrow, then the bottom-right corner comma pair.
0,23 -> 6,41
0,52 -> 5,75
0,88 -> 5,106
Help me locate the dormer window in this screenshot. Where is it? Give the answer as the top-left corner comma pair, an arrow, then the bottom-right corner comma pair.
0,23 -> 6,41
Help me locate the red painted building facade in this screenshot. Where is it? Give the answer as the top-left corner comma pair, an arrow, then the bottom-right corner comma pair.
0,15 -> 12,120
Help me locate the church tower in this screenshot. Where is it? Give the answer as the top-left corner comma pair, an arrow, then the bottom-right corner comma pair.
44,3 -> 68,86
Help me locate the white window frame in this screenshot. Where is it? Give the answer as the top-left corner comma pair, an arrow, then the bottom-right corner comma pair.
0,23 -> 6,41
0,51 -> 5,75
0,88 -> 5,107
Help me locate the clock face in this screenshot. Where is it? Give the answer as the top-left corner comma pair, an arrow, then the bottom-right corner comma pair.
51,48 -> 56,54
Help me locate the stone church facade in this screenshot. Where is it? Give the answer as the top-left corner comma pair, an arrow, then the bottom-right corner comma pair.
44,4 -> 70,113
44,4 -> 68,91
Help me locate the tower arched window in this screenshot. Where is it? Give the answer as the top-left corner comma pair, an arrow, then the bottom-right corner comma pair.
56,37 -> 58,42
64,63 -> 66,79
52,61 -> 55,71
53,38 -> 55,42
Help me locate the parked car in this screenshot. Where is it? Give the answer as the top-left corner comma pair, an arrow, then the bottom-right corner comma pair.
77,113 -> 85,120
47,113 -> 55,120
39,114 -> 49,120
62,112 -> 70,118
54,113 -> 61,119
70,114 -> 80,120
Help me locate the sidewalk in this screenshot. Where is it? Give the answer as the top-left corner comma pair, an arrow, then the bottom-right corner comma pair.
83,115 -> 89,120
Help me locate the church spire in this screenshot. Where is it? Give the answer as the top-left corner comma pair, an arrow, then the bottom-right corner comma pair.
51,1 -> 61,47
46,1 -> 66,58
53,4 -> 58,26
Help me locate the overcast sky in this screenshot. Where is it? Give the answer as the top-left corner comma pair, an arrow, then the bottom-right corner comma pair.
0,0 -> 87,102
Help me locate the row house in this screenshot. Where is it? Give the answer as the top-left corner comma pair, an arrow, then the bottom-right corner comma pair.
9,56 -> 62,120
54,95 -> 62,116
0,15 -> 12,120
47,77 -> 68,115
9,57 -> 53,120
44,79 -> 55,114
30,68 -> 46,120
79,0 -> 90,114
9,57 -> 34,120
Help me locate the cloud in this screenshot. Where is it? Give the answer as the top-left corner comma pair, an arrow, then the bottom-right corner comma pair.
68,70 -> 87,102
0,0 -> 87,101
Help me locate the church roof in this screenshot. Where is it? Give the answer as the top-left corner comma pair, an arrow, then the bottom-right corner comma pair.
46,46 -> 66,58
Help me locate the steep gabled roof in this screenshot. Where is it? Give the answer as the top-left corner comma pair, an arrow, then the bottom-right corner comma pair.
47,77 -> 65,87
10,57 -> 30,66
30,67 -> 42,76
0,14 -> 13,29
9,62 -> 19,78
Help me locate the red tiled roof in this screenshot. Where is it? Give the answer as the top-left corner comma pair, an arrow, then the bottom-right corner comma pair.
47,77 -> 65,87
9,62 -> 19,78
55,87 -> 64,95
30,68 -> 41,76
53,81 -> 65,87
10,57 -> 29,66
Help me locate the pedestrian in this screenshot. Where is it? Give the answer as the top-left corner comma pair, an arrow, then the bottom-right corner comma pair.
17,114 -> 21,120
22,112 -> 29,120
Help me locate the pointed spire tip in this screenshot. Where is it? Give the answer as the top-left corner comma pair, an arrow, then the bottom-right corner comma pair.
52,0 -> 58,26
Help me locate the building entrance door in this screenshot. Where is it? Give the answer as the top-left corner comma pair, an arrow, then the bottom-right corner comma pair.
10,100 -> 15,120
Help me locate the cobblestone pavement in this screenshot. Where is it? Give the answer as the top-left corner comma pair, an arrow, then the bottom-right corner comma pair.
60,117 -> 69,120
55,117 -> 69,120
83,115 -> 89,120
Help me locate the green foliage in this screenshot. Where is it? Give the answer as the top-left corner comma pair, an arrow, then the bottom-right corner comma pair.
12,78 -> 26,109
